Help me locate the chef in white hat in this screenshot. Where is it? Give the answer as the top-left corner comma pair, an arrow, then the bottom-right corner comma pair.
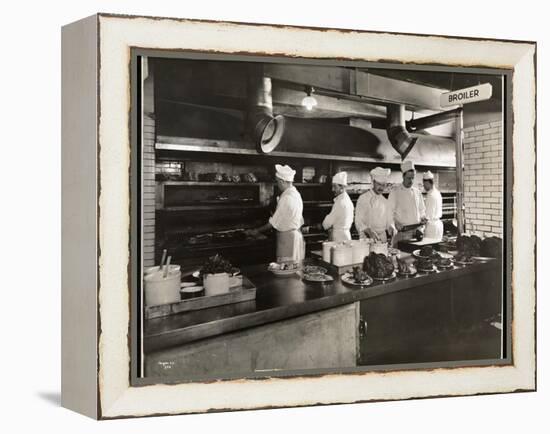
245,164 -> 305,262
354,167 -> 397,242
322,171 -> 354,242
387,160 -> 427,246
422,171 -> 444,241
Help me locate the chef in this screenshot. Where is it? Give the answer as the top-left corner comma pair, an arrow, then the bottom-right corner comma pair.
423,170 -> 444,241
322,171 -> 354,242
354,167 -> 396,242
387,160 -> 427,246
245,164 -> 305,262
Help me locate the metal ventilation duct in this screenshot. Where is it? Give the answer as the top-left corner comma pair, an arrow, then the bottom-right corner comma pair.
246,68 -> 285,153
386,104 -> 417,160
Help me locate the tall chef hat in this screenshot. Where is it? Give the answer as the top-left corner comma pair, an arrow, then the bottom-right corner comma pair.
423,170 -> 434,180
370,167 -> 391,183
275,164 -> 296,182
332,171 -> 348,186
400,160 -> 415,173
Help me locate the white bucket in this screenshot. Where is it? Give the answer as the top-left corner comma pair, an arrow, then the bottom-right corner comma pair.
144,264 -> 181,275
144,270 -> 181,306
352,239 -> 370,264
322,241 -> 337,262
332,243 -> 353,266
203,273 -> 230,296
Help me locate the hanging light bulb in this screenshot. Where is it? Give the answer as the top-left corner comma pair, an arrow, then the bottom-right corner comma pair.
301,86 -> 317,111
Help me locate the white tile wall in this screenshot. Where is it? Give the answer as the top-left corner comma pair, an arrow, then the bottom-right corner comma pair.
463,120 -> 503,237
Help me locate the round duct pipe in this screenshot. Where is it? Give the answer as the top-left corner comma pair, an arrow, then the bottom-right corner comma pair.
246,72 -> 285,153
387,104 -> 417,160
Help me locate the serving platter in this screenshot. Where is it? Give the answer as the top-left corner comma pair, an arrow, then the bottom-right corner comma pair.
303,265 -> 328,274
454,257 -> 475,266
303,273 -> 334,283
435,262 -> 454,270
371,272 -> 397,282
397,267 -> 417,277
413,249 -> 453,260
417,265 -> 437,273
341,272 -> 373,287
472,256 -> 494,263
268,262 -> 301,276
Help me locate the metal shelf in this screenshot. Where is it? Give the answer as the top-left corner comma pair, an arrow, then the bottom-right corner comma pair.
156,140 -> 410,166
158,204 -> 265,212
157,181 -> 263,186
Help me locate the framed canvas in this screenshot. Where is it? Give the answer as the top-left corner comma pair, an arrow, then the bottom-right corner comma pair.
61,13 -> 536,419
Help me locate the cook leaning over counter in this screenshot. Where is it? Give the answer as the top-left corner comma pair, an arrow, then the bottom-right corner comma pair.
245,164 -> 305,262
422,170 -> 444,241
388,160 -> 427,246
321,171 -> 354,242
354,167 -> 396,243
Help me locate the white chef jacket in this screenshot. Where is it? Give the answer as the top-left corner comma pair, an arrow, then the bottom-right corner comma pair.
269,186 -> 305,262
322,191 -> 354,241
387,184 -> 426,227
425,188 -> 443,221
355,190 -> 393,239
269,186 -> 304,231
424,187 -> 444,240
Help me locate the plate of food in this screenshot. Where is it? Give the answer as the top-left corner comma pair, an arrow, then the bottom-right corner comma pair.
454,253 -> 474,265
303,273 -> 334,283
363,252 -> 396,281
396,258 -> 417,277
303,265 -> 328,275
434,255 -> 454,269
268,261 -> 301,276
416,257 -> 437,272
341,267 -> 373,287
372,272 -> 397,281
413,246 -> 435,259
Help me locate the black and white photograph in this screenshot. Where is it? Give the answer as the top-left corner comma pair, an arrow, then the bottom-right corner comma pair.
3,0 -> 546,428
136,55 -> 508,381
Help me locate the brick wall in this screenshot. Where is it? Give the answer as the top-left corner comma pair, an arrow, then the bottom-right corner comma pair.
143,113 -> 156,267
463,120 -> 503,237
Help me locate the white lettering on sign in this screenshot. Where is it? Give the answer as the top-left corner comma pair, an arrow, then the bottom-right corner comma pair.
440,83 -> 493,108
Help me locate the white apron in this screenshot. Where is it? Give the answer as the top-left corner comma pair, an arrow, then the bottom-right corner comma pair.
276,229 -> 305,263
424,219 -> 443,241
329,228 -> 352,242
359,228 -> 388,243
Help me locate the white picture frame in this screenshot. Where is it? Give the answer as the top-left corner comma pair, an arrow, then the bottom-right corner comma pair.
61,13 -> 536,419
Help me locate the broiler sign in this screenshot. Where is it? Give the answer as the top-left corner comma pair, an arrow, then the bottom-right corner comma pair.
440,83 -> 493,108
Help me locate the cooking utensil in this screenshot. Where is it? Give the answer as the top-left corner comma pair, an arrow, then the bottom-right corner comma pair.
163,256 -> 172,278
160,249 -> 167,272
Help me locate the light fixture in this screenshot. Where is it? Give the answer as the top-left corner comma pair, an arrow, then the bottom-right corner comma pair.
301,86 -> 318,111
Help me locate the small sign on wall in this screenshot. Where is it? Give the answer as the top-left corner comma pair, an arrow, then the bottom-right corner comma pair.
440,83 -> 493,107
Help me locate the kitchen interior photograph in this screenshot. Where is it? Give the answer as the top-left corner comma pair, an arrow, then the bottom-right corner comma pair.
140,57 -> 505,380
